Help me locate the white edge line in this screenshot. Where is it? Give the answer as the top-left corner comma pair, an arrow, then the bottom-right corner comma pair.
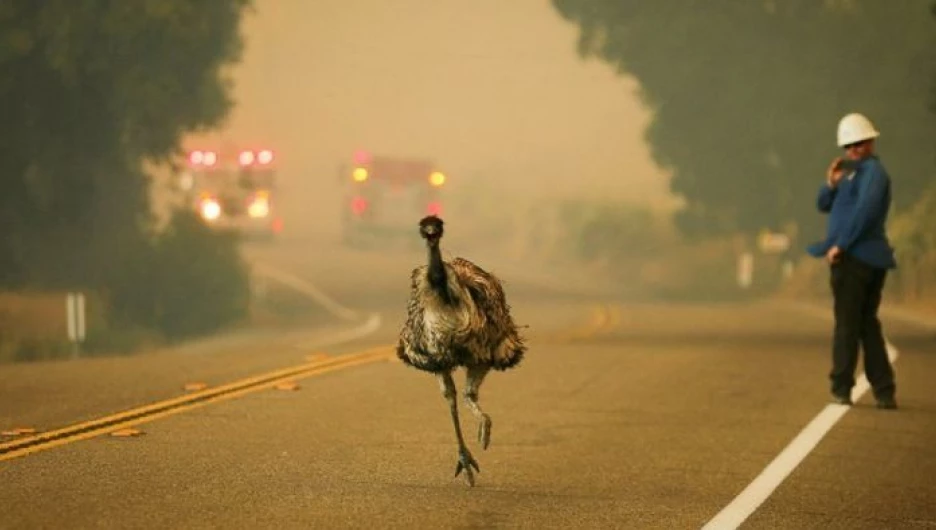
702,303 -> 901,530
253,264 -> 360,322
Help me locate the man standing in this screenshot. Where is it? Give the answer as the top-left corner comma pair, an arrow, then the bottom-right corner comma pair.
807,112 -> 898,409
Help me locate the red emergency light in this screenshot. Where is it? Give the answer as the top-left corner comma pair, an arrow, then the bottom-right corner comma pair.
271,217 -> 284,234
353,150 -> 371,165
351,196 -> 368,215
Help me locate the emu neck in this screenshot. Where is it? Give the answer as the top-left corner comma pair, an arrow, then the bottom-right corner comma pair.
426,240 -> 452,303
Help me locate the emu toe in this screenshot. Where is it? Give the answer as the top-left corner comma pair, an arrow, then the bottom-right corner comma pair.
454,448 -> 481,487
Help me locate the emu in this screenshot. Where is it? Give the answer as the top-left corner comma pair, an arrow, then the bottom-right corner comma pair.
396,215 -> 526,487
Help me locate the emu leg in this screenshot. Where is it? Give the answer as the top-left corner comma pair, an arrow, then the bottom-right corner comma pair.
438,371 -> 479,486
464,365 -> 493,450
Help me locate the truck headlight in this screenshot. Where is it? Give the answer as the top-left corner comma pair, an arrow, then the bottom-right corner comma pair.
200,199 -> 222,221
248,198 -> 270,218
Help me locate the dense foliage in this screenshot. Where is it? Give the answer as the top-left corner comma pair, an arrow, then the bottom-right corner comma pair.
551,1 -> 936,240
0,1 -> 253,342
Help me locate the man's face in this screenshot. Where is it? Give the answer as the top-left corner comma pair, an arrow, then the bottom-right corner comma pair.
843,139 -> 874,161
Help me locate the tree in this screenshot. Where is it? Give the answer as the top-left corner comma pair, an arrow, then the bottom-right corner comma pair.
551,1 -> 936,240
0,0 -> 250,286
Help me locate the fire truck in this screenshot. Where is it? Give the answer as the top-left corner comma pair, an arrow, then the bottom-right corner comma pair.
180,147 -> 284,240
339,151 -> 446,248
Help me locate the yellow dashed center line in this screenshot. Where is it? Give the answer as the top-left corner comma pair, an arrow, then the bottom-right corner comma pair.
3,303 -> 618,462
0,347 -> 394,462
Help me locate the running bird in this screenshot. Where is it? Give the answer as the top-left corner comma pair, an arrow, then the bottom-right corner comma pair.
396,215 -> 526,486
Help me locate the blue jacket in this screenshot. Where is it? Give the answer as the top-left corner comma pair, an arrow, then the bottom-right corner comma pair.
806,155 -> 896,269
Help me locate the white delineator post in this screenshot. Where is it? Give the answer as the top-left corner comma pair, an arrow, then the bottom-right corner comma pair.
737,252 -> 754,289
66,292 -> 86,358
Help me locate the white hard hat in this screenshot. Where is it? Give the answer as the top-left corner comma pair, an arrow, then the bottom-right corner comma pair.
837,113 -> 880,147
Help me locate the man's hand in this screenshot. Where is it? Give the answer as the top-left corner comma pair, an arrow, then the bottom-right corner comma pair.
826,245 -> 842,264
827,157 -> 845,189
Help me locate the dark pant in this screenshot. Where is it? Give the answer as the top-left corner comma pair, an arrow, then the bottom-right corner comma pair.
829,254 -> 896,400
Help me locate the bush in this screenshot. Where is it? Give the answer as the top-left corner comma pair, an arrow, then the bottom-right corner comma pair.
556,199 -> 667,262
0,291 -> 83,363
0,209 -> 252,363
152,210 -> 251,339
552,198 -> 780,300
887,181 -> 936,302
81,323 -> 163,356
636,237 -> 768,301
11,337 -> 72,362
105,209 -> 251,342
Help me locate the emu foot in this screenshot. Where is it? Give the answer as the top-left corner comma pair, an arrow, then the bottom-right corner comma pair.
454,447 -> 481,487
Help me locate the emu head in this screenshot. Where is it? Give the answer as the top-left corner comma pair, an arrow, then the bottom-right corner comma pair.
419,215 -> 444,242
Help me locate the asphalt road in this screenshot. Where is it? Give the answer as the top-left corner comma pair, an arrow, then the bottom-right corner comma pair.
1,234 -> 934,529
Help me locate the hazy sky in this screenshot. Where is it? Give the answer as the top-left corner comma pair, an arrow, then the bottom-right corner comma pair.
184,0 -> 677,230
